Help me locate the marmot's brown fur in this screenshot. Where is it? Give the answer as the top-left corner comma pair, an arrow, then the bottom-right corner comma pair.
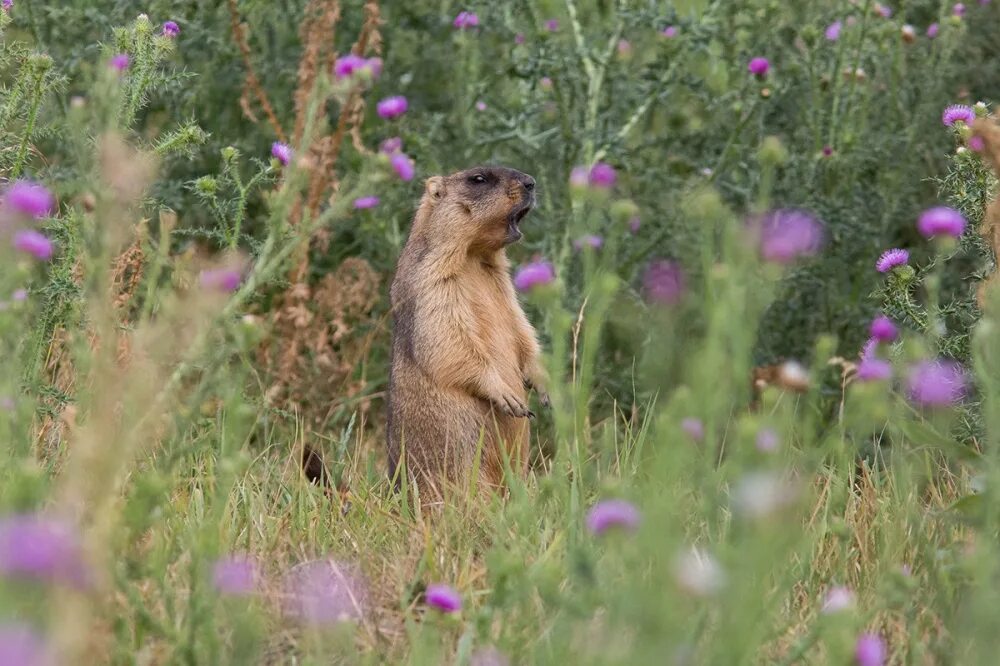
387,166 -> 548,501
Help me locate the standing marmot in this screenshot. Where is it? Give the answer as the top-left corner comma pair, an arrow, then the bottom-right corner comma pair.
387,166 -> 548,501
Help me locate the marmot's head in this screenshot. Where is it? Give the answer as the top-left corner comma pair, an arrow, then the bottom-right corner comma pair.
418,166 -> 535,254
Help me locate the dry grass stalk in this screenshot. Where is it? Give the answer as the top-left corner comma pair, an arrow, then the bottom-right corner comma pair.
226,0 -> 288,143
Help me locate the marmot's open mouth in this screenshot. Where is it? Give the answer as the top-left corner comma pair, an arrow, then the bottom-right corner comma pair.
505,200 -> 533,245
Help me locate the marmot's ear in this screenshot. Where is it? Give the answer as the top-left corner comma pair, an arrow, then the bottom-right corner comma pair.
425,176 -> 446,201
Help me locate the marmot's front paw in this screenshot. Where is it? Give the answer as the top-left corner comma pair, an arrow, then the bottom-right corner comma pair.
493,393 -> 532,418
523,377 -> 551,408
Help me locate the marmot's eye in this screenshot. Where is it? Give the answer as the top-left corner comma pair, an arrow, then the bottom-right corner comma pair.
469,174 -> 487,184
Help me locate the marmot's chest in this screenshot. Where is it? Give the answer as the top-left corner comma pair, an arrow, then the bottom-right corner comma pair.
460,269 -> 523,361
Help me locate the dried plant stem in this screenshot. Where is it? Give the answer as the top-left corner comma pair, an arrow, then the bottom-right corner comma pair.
227,0 -> 287,143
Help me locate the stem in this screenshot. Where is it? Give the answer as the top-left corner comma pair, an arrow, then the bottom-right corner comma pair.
10,64 -> 46,179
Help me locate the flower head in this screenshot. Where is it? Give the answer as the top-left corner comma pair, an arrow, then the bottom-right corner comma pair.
199,267 -> 241,292
271,142 -> 292,166
513,260 -> 555,292
753,209 -> 824,263
0,623 -> 51,666
825,21 -> 843,41
212,555 -> 259,596
917,206 -> 966,238
586,499 -> 640,535
901,24 -> 916,42
4,181 -> 55,218
425,584 -> 462,612
13,230 -> 54,260
617,39 -> 632,56
380,136 -> 402,154
755,428 -> 779,452
907,360 -> 967,407
927,23 -> 940,38
855,634 -> 886,666
748,57 -> 770,76
1,0 -> 12,12
970,135 -> 986,152
870,316 -> 898,342
453,11 -> 479,29
876,248 -> 909,273
681,417 -> 704,441
544,19 -> 559,32
0,514 -> 87,586
162,21 -> 180,38
12,289 -> 27,302
281,559 -> 367,625
857,358 -> 892,382
860,337 -> 878,361
875,3 -> 893,18
389,153 -> 415,181
475,101 -> 487,111
822,586 -> 855,613
572,234 -> 603,251
514,33 -> 525,45
109,53 -> 130,72
588,162 -> 617,188
953,2 -> 966,16
353,196 -> 380,209
661,26 -> 678,38
333,54 -> 367,80
376,95 -> 408,119
643,259 -> 686,305
673,547 -> 725,596
942,104 -> 976,127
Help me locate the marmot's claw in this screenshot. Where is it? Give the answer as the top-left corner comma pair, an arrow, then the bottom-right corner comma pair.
528,410 -> 536,419
495,394 -> 530,418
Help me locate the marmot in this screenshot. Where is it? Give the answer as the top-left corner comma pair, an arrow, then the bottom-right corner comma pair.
387,165 -> 548,501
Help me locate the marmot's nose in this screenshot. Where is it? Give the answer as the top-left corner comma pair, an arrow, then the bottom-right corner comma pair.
520,175 -> 535,191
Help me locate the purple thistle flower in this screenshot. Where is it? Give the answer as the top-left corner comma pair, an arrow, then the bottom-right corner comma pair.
970,135 -> 986,152
162,21 -> 180,38
199,267 -> 242,292
753,209 -> 824,264
917,206 -> 966,238
748,57 -> 770,76
907,360 -> 967,407
953,2 -> 966,16
0,623 -> 50,666
855,634 -> 886,666
588,162 -> 617,188
425,583 -> 462,612
572,234 -> 603,251
681,417 -> 704,441
376,96 -> 408,119
822,145 -> 834,157
475,101 -> 487,111
569,166 -> 589,188
875,3 -> 893,18
333,53 -> 367,80
870,316 -> 898,342
390,152 -> 415,181
109,53 -> 130,72
453,11 -> 479,29
544,19 -> 559,32
825,21 -> 843,41
857,358 -> 892,382
661,26 -> 679,38
271,142 -> 292,166
927,23 -> 940,38
514,33 -> 525,45
12,289 -> 27,302
876,248 -> 909,273
353,196 -> 380,209
0,514 -> 87,587
755,428 -> 779,452
513,260 -> 556,292
212,555 -> 259,596
586,499 -> 640,535
380,136 -> 402,154
281,559 -> 367,625
4,181 -> 55,218
13,230 -> 54,261
617,39 -> 632,56
1,0 -> 11,12
540,76 -> 553,90
643,259 -> 686,305
860,337 -> 878,361
942,104 -> 976,127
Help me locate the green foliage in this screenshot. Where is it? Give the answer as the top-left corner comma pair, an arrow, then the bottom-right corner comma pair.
2,1 -> 1000,664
